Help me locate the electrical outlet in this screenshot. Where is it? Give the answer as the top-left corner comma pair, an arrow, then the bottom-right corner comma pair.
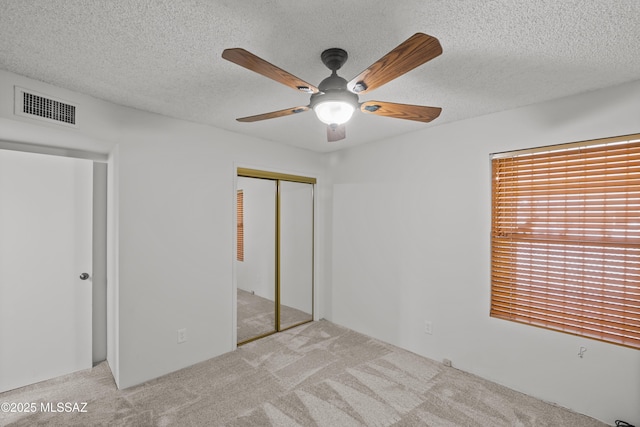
177,328 -> 187,344
424,320 -> 433,335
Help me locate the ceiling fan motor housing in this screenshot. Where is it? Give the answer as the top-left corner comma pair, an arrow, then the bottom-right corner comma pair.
311,51 -> 359,115
309,75 -> 359,114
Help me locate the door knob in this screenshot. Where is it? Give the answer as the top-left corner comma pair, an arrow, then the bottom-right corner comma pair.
79,273 -> 90,280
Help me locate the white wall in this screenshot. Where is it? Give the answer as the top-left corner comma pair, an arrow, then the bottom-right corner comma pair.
326,79 -> 640,425
113,115 -> 324,388
0,69 -> 327,389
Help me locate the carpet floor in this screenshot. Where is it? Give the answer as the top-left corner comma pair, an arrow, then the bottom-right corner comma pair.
237,289 -> 312,343
0,320 -> 606,426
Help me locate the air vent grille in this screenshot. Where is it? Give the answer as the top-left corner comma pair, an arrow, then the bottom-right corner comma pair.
14,87 -> 78,127
23,91 -> 75,124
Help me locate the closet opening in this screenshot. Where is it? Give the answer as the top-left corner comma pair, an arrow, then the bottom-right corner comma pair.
235,168 -> 315,345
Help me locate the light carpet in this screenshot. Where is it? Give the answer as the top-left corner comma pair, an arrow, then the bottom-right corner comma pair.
0,320 -> 606,426
237,289 -> 312,343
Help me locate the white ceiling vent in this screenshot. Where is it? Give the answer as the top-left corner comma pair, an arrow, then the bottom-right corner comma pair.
14,86 -> 78,127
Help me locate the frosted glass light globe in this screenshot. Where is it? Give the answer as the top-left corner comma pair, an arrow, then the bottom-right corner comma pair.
313,101 -> 355,125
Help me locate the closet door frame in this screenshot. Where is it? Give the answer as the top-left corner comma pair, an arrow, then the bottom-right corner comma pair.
236,168 -> 316,345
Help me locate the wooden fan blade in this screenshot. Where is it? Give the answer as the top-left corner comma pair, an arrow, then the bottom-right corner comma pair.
327,124 -> 346,142
222,48 -> 319,94
347,33 -> 442,94
237,106 -> 309,122
360,101 -> 441,122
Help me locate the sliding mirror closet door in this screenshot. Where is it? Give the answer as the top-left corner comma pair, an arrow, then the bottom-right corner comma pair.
236,177 -> 277,344
279,181 -> 314,330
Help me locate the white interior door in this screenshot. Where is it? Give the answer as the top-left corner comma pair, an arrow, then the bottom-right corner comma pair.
0,149 -> 93,393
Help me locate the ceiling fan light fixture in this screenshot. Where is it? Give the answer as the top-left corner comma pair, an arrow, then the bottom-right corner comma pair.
313,100 -> 355,125
223,32 -> 443,142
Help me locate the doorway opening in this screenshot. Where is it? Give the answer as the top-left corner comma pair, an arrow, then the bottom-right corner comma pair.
236,168 -> 315,345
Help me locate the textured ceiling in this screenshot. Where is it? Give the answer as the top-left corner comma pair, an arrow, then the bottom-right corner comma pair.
1,0 -> 639,153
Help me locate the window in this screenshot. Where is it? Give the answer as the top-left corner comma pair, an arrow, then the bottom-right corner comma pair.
237,190 -> 244,261
491,134 -> 640,349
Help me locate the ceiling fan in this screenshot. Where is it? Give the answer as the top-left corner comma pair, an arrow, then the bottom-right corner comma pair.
222,33 -> 442,142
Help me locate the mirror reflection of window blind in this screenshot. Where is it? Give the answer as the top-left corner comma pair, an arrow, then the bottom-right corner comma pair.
237,190 -> 244,261
491,135 -> 640,350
